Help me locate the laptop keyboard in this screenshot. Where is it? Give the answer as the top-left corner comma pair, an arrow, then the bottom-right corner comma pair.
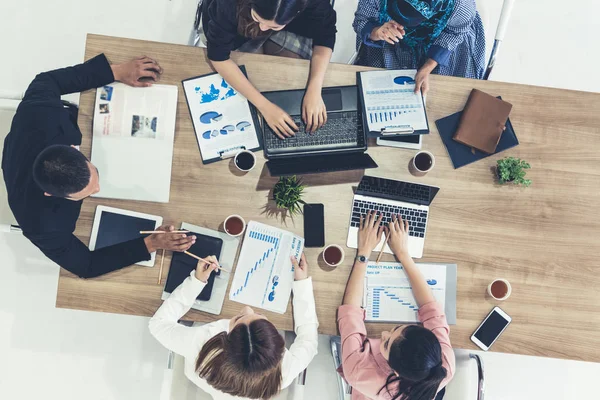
264,111 -> 361,154
358,178 -> 432,203
350,199 -> 428,238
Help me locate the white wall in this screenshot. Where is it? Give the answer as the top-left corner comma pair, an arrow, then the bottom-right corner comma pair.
1,1 -> 600,399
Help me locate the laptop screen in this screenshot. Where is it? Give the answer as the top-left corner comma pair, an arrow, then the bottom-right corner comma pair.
322,88 -> 343,111
357,176 -> 440,206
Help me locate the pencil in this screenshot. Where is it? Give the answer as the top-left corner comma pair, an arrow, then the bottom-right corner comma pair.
184,251 -> 230,273
376,234 -> 389,264
158,249 -> 165,285
140,230 -> 189,234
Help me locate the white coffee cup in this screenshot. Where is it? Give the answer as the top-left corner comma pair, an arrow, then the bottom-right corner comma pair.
224,214 -> 246,237
412,150 -> 435,174
487,278 -> 512,301
323,244 -> 345,267
234,150 -> 257,172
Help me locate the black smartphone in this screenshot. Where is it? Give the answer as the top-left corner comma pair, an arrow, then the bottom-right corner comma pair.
303,204 -> 325,247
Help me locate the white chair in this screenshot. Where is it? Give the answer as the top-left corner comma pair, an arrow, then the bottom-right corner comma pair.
0,91 -> 21,232
347,0 -> 515,81
443,352 -> 485,400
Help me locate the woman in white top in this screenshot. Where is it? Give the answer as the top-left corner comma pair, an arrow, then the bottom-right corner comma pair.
149,253 -> 319,399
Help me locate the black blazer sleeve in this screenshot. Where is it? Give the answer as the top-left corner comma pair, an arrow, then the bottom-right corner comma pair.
204,1 -> 240,62
22,54 -> 115,104
287,0 -> 337,50
25,231 -> 151,279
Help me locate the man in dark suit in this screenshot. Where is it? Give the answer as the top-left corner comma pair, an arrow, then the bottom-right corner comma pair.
2,54 -> 196,278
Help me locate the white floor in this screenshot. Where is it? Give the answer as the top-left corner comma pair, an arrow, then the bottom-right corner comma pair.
1,1 -> 600,399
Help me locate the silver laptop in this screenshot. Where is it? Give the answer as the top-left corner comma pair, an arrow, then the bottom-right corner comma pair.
346,176 -> 440,258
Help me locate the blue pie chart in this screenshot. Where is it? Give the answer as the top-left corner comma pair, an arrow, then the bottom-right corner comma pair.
236,121 -> 251,131
394,76 -> 415,85
200,111 -> 223,124
202,130 -> 212,140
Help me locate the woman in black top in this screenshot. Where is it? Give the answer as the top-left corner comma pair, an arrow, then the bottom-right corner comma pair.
202,0 -> 337,137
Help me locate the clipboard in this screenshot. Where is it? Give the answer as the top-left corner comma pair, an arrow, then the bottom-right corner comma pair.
182,65 -> 263,164
357,70 -> 430,138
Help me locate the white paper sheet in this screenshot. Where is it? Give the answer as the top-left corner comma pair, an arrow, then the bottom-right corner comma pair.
229,221 -> 304,314
91,83 -> 178,203
360,70 -> 428,133
182,73 -> 260,161
363,262 -> 447,322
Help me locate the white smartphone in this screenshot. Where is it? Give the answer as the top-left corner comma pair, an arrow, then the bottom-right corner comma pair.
470,306 -> 511,351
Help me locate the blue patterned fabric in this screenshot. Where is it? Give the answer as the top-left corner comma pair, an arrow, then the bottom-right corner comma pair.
353,0 -> 486,79
382,0 -> 455,61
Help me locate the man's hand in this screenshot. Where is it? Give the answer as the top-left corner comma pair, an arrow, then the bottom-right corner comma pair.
370,21 -> 406,44
358,211 -> 384,257
302,87 -> 327,133
111,56 -> 163,87
195,255 -> 220,283
291,253 -> 309,281
388,215 -> 410,260
144,225 -> 195,253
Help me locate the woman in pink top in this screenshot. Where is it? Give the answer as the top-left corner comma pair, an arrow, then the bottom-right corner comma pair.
337,212 -> 455,400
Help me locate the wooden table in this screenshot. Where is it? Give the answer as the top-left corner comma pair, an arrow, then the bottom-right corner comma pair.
56,34 -> 600,363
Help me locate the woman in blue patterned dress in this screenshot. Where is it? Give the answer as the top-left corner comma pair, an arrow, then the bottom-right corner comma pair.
354,0 -> 486,93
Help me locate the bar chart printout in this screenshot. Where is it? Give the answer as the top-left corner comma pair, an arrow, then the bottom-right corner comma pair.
229,221 -> 304,314
364,262 -> 447,323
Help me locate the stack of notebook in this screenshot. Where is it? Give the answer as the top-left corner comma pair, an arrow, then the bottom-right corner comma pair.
436,89 -> 519,169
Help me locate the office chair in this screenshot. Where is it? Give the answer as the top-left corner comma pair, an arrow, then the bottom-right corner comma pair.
346,0 -> 515,81
331,337 -> 485,400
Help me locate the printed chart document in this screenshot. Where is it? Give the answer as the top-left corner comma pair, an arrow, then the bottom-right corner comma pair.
182,69 -> 261,163
363,262 -> 446,323
229,221 -> 304,314
358,70 -> 429,135
91,83 -> 178,203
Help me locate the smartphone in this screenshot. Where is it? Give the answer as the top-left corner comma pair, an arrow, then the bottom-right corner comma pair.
303,204 -> 325,247
471,306 -> 512,351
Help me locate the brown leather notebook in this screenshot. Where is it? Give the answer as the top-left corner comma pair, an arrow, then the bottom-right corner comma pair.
453,89 -> 513,154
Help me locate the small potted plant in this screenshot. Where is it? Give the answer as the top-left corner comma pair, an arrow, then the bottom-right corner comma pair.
272,176 -> 306,215
496,157 -> 532,187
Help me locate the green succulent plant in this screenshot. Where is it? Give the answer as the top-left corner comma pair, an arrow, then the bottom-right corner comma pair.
496,157 -> 532,187
272,176 -> 306,215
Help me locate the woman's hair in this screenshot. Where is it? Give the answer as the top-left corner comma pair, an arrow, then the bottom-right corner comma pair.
237,0 -> 309,38
383,325 -> 447,400
195,319 -> 285,399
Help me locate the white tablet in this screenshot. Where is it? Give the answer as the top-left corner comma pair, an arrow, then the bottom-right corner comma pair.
89,205 -> 163,267
377,134 -> 422,150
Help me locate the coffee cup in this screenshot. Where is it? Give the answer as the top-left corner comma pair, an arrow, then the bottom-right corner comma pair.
487,278 -> 512,301
234,150 -> 256,172
410,150 -> 435,176
224,215 -> 246,237
323,244 -> 345,267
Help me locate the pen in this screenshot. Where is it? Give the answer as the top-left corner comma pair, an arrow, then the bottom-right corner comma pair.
140,230 -> 189,234
184,251 -> 230,273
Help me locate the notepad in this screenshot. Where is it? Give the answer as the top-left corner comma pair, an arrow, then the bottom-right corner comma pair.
357,70 -> 429,137
363,262 -> 457,324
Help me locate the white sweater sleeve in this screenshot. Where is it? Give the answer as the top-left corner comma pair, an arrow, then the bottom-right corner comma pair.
149,270 -> 230,357
280,277 -> 320,388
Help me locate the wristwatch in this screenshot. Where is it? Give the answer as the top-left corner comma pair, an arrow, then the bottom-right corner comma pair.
355,255 -> 369,264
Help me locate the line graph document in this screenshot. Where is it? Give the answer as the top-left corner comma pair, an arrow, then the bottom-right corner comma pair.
229,221 -> 304,314
364,262 -> 447,323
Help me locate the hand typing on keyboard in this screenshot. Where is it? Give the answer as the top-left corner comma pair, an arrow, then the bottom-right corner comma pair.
301,88 -> 328,133
387,215 -> 410,259
260,101 -> 299,139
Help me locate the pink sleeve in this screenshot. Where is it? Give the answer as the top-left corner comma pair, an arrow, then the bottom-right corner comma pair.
418,302 -> 456,389
337,304 -> 369,381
